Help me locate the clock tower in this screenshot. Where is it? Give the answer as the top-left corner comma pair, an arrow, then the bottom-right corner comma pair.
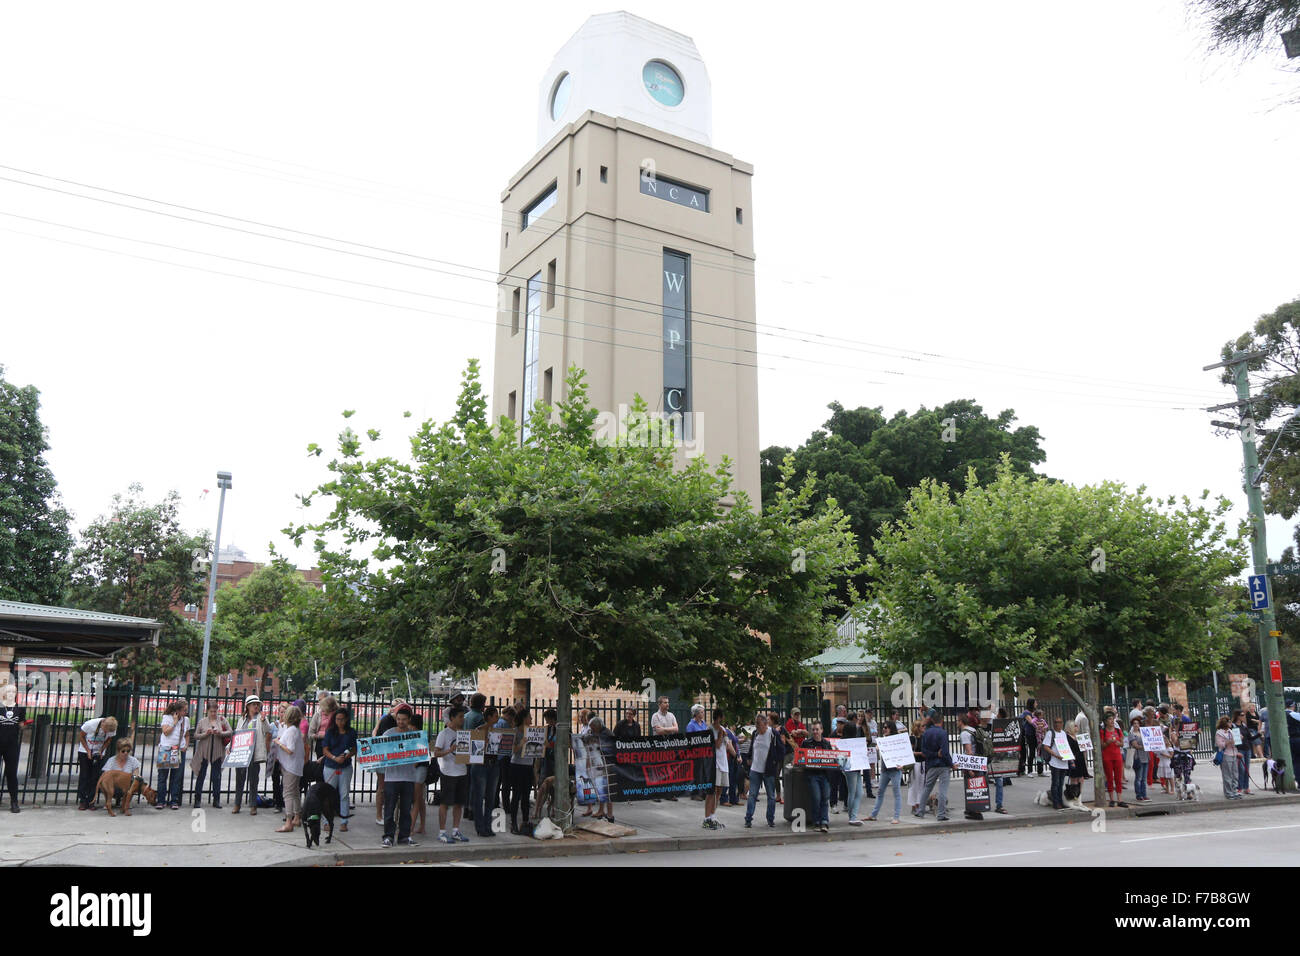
490,11 -> 760,509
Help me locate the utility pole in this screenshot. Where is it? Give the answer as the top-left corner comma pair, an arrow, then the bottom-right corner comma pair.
1204,352 -> 1294,791
198,471 -> 232,697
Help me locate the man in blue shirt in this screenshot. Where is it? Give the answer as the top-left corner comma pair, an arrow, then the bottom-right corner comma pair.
914,709 -> 952,822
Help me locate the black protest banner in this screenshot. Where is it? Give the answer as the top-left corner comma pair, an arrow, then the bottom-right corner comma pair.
991,718 -> 1020,776
965,773 -> 991,812
610,731 -> 716,800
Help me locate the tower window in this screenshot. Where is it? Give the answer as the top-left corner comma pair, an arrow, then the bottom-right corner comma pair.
522,183 -> 557,230
543,367 -> 553,405
576,168 -> 582,186
546,259 -> 557,310
511,287 -> 521,335
600,166 -> 608,183
504,231 -> 509,247
736,207 -> 743,225
522,272 -> 542,442
508,390 -> 517,421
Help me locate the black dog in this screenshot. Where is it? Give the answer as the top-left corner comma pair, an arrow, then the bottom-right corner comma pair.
1264,758 -> 1287,793
301,780 -> 345,849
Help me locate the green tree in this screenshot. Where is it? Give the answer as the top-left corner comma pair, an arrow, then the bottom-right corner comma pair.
864,459 -> 1246,804
761,398 -> 1046,594
1220,298 -> 1300,518
288,361 -> 858,825
0,365 -> 73,604
66,486 -> 210,688
210,559 -> 325,692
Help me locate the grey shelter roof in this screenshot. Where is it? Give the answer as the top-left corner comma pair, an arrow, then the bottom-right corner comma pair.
0,600 -> 162,659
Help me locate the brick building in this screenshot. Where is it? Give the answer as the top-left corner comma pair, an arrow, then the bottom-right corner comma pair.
164,544 -> 322,696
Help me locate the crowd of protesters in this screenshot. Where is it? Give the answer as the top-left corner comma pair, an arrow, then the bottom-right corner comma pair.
43,684 -> 1300,846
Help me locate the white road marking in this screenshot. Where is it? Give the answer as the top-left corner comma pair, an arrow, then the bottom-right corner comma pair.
1121,823 -> 1300,843
872,849 -> 1042,867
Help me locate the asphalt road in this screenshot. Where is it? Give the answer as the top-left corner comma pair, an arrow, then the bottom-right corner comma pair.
414,801 -> 1300,867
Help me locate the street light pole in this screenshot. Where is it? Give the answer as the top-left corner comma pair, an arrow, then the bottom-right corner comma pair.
198,471 -> 232,696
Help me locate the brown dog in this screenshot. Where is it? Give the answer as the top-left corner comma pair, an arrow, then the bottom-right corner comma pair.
96,770 -> 156,817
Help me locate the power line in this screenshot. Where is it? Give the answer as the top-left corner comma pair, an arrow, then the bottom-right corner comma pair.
0,219 -> 1207,411
0,165 -> 1224,403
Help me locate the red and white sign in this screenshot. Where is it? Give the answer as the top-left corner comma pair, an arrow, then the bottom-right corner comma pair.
1270,660 -> 1283,683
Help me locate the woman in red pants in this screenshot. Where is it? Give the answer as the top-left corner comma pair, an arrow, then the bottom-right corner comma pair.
1100,713 -> 1126,807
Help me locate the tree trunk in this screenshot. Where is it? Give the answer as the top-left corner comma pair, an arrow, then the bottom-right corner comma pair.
554,647 -> 573,832
1060,665 -> 1104,807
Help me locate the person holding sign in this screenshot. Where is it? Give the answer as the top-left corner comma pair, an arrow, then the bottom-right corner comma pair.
192,700 -> 231,809
800,720 -> 834,833
1039,716 -> 1071,810
380,705 -> 421,847
232,696 -> 272,815
866,721 -> 903,823
434,706 -> 470,843
1214,716 -> 1243,801
958,713 -> 985,820
507,709 -> 535,834
154,701 -> 189,810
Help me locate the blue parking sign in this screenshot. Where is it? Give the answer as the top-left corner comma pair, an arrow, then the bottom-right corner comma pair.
1249,574 -> 1269,610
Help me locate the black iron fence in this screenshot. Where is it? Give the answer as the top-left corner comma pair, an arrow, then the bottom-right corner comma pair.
14,683 -> 1243,804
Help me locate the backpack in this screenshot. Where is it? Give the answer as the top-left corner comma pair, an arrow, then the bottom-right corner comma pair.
972,725 -> 994,761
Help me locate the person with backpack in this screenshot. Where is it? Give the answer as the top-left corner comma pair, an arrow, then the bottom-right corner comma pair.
972,713 -> 1006,813
958,713 -> 984,820
744,712 -> 782,828
1040,716 -> 1071,810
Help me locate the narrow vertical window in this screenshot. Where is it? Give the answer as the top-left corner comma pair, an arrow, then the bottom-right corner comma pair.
546,259 -> 557,310
662,250 -> 690,440
508,390 -> 517,421
600,166 -> 608,183
576,168 -> 582,186
735,207 -> 743,225
543,367 -> 553,406
511,287 -> 521,335
522,271 -> 542,442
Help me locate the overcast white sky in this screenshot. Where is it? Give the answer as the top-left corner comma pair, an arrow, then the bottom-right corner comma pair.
2,1 -> 1297,577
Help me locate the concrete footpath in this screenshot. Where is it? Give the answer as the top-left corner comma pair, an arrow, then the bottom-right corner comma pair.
2,761 -> 1290,866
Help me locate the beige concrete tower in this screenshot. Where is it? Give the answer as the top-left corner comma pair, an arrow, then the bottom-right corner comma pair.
490,11 -> 760,509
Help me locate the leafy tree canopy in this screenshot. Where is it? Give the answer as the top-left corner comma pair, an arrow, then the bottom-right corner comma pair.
760,398 -> 1046,594
288,361 -> 859,821
1220,297 -> 1300,518
66,486 -> 209,688
0,365 -> 73,605
864,459 -> 1247,798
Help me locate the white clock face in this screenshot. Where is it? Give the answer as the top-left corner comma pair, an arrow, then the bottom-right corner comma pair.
643,60 -> 684,107
550,72 -> 572,121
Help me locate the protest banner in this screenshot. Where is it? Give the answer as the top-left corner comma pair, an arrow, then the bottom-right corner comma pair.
876,732 -> 916,769
609,731 -> 715,800
468,727 -> 486,764
522,726 -> 546,758
1139,727 -> 1166,752
965,773 -> 991,813
836,737 -> 871,773
793,747 -> 849,769
990,718 -> 1020,776
454,729 -> 471,764
1177,720 -> 1199,751
573,732 -> 614,805
487,730 -> 516,756
953,752 -> 988,772
225,729 -> 254,769
356,730 -> 429,772
1078,734 -> 1093,752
